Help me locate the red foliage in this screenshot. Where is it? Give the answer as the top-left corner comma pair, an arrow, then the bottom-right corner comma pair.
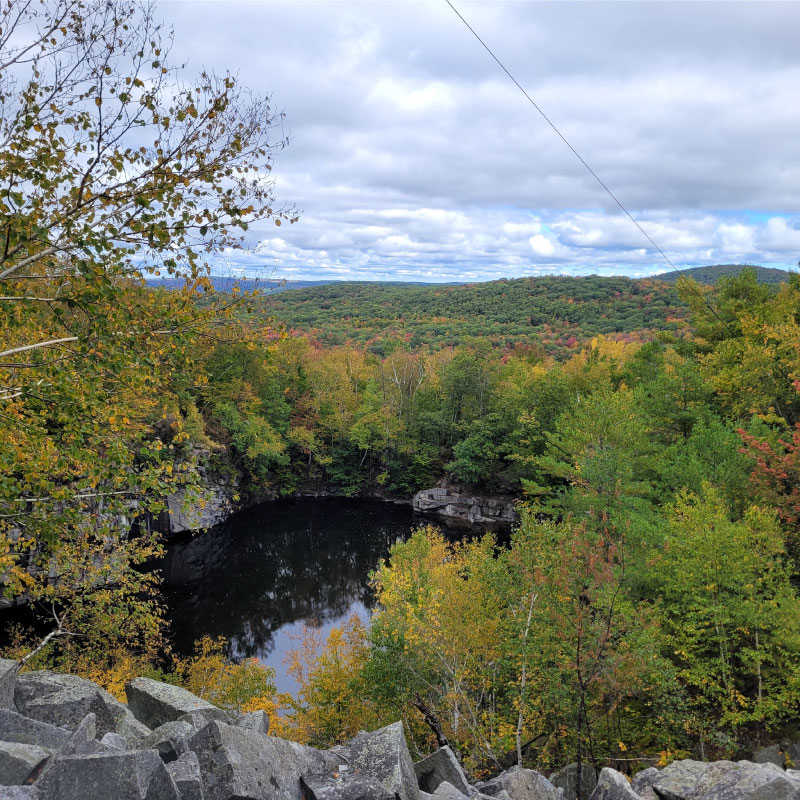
739,426 -> 800,556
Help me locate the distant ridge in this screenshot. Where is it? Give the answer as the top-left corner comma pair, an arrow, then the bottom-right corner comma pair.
654,264 -> 793,285
145,276 -> 453,293
146,277 -> 336,293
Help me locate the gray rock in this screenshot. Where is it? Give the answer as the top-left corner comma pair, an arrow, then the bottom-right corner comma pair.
0,662 -> 17,712
141,720 -> 197,762
479,766 -> 563,800
58,713 -> 104,758
0,741 -> 50,786
415,748 -> 471,796
689,759 -> 800,799
753,743 -> 800,771
753,745 -> 784,768
177,710 -> 230,730
351,722 -> 420,800
432,782 -> 470,800
14,672 -> 116,736
412,489 -> 518,526
166,752 -> 203,800
301,771 -> 395,800
630,768 -> 659,800
237,710 -> 270,736
0,787 -> 41,799
114,710 -> 152,748
0,711 -> 70,750
100,732 -> 127,750
189,719 -> 328,800
647,758 -> 800,799
587,769 -> 640,800
550,764 -> 597,800
648,760 -> 708,800
37,749 -> 180,800
125,678 -> 226,730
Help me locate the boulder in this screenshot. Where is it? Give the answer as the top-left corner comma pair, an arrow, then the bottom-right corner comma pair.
479,766 -> 563,800
647,758 -> 800,799
432,782 -> 470,800
549,764 -> 597,800
753,745 -> 784,769
36,749 -> 180,800
753,743 -> 800,770
58,713 -> 104,758
0,788 -> 41,799
100,732 -> 127,751
647,760 -> 708,800
0,711 -> 70,750
414,748 -> 471,795
0,662 -> 17,712
630,768 -> 658,800
166,752 -> 203,800
14,672 -> 116,736
125,678 -> 227,730
0,742 -> 50,786
301,772 -> 395,800
689,759 -> 800,799
350,722 -> 419,800
587,769 -> 640,800
237,710 -> 270,736
141,720 -> 197,763
189,719 -> 328,800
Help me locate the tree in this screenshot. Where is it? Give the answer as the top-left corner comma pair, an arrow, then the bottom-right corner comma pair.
654,485 -> 800,755
0,0 -> 292,662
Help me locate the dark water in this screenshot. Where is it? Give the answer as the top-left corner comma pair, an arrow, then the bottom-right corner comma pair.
159,498 -> 417,693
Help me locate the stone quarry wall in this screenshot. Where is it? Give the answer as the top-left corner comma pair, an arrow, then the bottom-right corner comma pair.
412,488 -> 519,526
0,659 -> 798,800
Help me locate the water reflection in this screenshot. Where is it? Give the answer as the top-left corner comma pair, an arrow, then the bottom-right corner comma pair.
159,498 -> 416,690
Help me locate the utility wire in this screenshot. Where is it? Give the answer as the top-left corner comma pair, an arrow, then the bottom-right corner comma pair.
444,0 -> 680,275
443,0 -> 735,333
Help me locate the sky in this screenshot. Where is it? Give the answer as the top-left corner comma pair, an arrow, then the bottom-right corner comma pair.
158,0 -> 800,283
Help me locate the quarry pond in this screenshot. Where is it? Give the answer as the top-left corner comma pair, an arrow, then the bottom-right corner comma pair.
159,498 -> 419,694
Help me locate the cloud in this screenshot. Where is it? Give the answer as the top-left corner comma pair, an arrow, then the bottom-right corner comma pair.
158,0 -> 800,281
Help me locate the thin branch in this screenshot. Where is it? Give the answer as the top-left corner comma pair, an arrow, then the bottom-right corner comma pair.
0,337 -> 78,359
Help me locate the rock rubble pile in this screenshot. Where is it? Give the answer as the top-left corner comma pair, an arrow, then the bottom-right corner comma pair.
0,660 -> 798,800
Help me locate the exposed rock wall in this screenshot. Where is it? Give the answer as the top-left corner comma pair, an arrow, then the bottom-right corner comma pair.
413,488 -> 518,526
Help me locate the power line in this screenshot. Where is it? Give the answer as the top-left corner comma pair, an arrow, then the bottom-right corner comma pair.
443,0 -> 736,331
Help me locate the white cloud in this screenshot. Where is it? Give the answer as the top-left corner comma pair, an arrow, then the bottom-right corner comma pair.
157,1 -> 800,281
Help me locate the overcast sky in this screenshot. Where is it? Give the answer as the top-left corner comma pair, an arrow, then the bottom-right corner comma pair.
159,0 -> 800,282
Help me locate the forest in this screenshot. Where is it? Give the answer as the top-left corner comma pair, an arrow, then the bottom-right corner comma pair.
2,0 -> 800,785
255,275 -> 690,357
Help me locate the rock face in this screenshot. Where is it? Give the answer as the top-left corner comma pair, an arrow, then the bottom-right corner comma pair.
351,722 -> 420,800
753,742 -> 800,770
301,771 -> 395,800
412,488 -> 518,526
479,766 -> 564,800
164,482 -> 237,534
0,659 -> 17,711
642,759 -> 800,800
125,677 -> 228,730
36,749 -> 179,800
189,719 -> 329,800
414,747 -> 471,795
588,769 -> 640,800
0,741 -> 50,785
550,764 -> 597,800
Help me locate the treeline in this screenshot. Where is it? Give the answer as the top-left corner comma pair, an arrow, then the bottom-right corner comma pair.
254,276 -> 690,357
